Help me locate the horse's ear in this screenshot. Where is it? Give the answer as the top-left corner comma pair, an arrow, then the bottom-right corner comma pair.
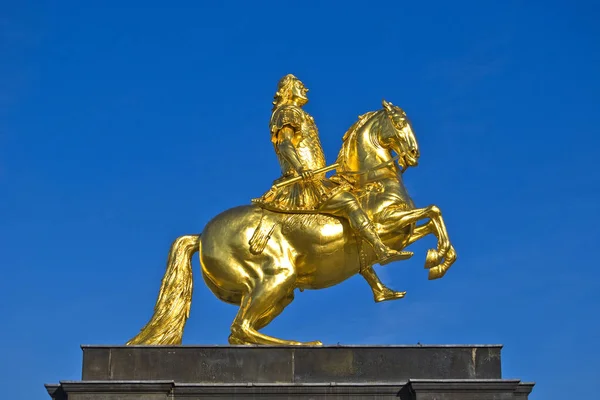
382,99 -> 393,111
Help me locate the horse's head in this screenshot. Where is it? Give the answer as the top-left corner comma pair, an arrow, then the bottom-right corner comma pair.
380,99 -> 419,171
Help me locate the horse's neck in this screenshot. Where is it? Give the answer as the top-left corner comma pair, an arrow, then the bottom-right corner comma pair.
347,115 -> 397,185
337,112 -> 413,211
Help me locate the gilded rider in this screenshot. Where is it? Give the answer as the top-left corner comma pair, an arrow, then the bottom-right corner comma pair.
253,74 -> 410,265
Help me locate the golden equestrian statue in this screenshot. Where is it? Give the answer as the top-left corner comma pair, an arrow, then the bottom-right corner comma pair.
127,74 -> 457,346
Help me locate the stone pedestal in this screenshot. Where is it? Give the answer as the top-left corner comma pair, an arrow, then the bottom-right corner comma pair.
45,345 -> 534,399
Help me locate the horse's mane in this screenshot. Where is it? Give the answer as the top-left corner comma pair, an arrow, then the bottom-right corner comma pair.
336,110 -> 379,169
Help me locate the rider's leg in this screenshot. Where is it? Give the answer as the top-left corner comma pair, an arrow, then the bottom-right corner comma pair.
320,191 -> 412,265
318,190 -> 410,301
360,265 -> 406,302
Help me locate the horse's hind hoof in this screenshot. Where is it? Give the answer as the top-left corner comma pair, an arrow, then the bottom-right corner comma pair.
305,340 -> 323,346
425,249 -> 440,269
228,334 -> 249,345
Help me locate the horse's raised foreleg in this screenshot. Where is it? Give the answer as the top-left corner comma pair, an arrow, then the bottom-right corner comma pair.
403,220 -> 456,278
427,244 -> 456,280
421,208 -> 452,269
404,220 -> 434,246
228,261 -> 322,346
378,205 -> 455,275
360,266 -> 406,303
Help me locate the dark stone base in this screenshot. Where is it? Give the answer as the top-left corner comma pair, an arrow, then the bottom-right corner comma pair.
45,345 -> 534,399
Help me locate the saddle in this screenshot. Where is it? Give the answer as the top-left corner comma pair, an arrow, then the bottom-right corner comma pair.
248,209 -> 339,255
248,208 -> 376,274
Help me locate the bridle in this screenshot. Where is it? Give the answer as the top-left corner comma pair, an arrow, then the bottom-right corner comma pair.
338,108 -> 408,176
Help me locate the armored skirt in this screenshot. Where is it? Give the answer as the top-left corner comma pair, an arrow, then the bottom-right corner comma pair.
252,173 -> 352,213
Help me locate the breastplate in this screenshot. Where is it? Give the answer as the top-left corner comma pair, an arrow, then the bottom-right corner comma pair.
272,106 -> 327,176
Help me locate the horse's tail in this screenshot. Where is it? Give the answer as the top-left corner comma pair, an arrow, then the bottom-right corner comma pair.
126,234 -> 200,345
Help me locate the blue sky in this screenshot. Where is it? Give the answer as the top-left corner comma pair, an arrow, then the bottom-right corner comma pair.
1,1 -> 599,399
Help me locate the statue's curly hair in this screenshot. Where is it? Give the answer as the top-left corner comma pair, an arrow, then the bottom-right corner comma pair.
272,74 -> 299,110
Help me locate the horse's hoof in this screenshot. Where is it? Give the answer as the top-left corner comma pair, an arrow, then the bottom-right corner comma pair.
305,340 -> 323,346
228,334 -> 248,345
424,249 -> 439,269
428,265 -> 446,280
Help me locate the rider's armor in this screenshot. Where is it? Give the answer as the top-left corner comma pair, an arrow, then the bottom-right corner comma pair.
253,104 -> 349,213
253,75 -> 411,267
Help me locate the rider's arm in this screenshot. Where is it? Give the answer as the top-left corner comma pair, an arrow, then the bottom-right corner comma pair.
274,126 -> 310,176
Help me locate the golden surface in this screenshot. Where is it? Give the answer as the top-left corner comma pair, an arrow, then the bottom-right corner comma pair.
127,74 -> 456,346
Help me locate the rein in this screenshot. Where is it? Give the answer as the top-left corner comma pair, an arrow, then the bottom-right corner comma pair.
337,107 -> 407,177
270,155 -> 402,192
336,154 -> 404,176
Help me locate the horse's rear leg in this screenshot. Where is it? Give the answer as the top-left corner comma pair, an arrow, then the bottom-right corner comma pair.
228,263 -> 322,346
254,291 -> 295,330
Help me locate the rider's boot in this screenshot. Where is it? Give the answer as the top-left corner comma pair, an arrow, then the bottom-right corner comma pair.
326,191 -> 412,266
359,223 -> 413,266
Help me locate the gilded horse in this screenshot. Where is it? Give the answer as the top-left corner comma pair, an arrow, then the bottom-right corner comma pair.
127,100 -> 456,346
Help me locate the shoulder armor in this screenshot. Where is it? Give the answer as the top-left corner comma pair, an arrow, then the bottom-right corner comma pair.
270,106 -> 304,134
